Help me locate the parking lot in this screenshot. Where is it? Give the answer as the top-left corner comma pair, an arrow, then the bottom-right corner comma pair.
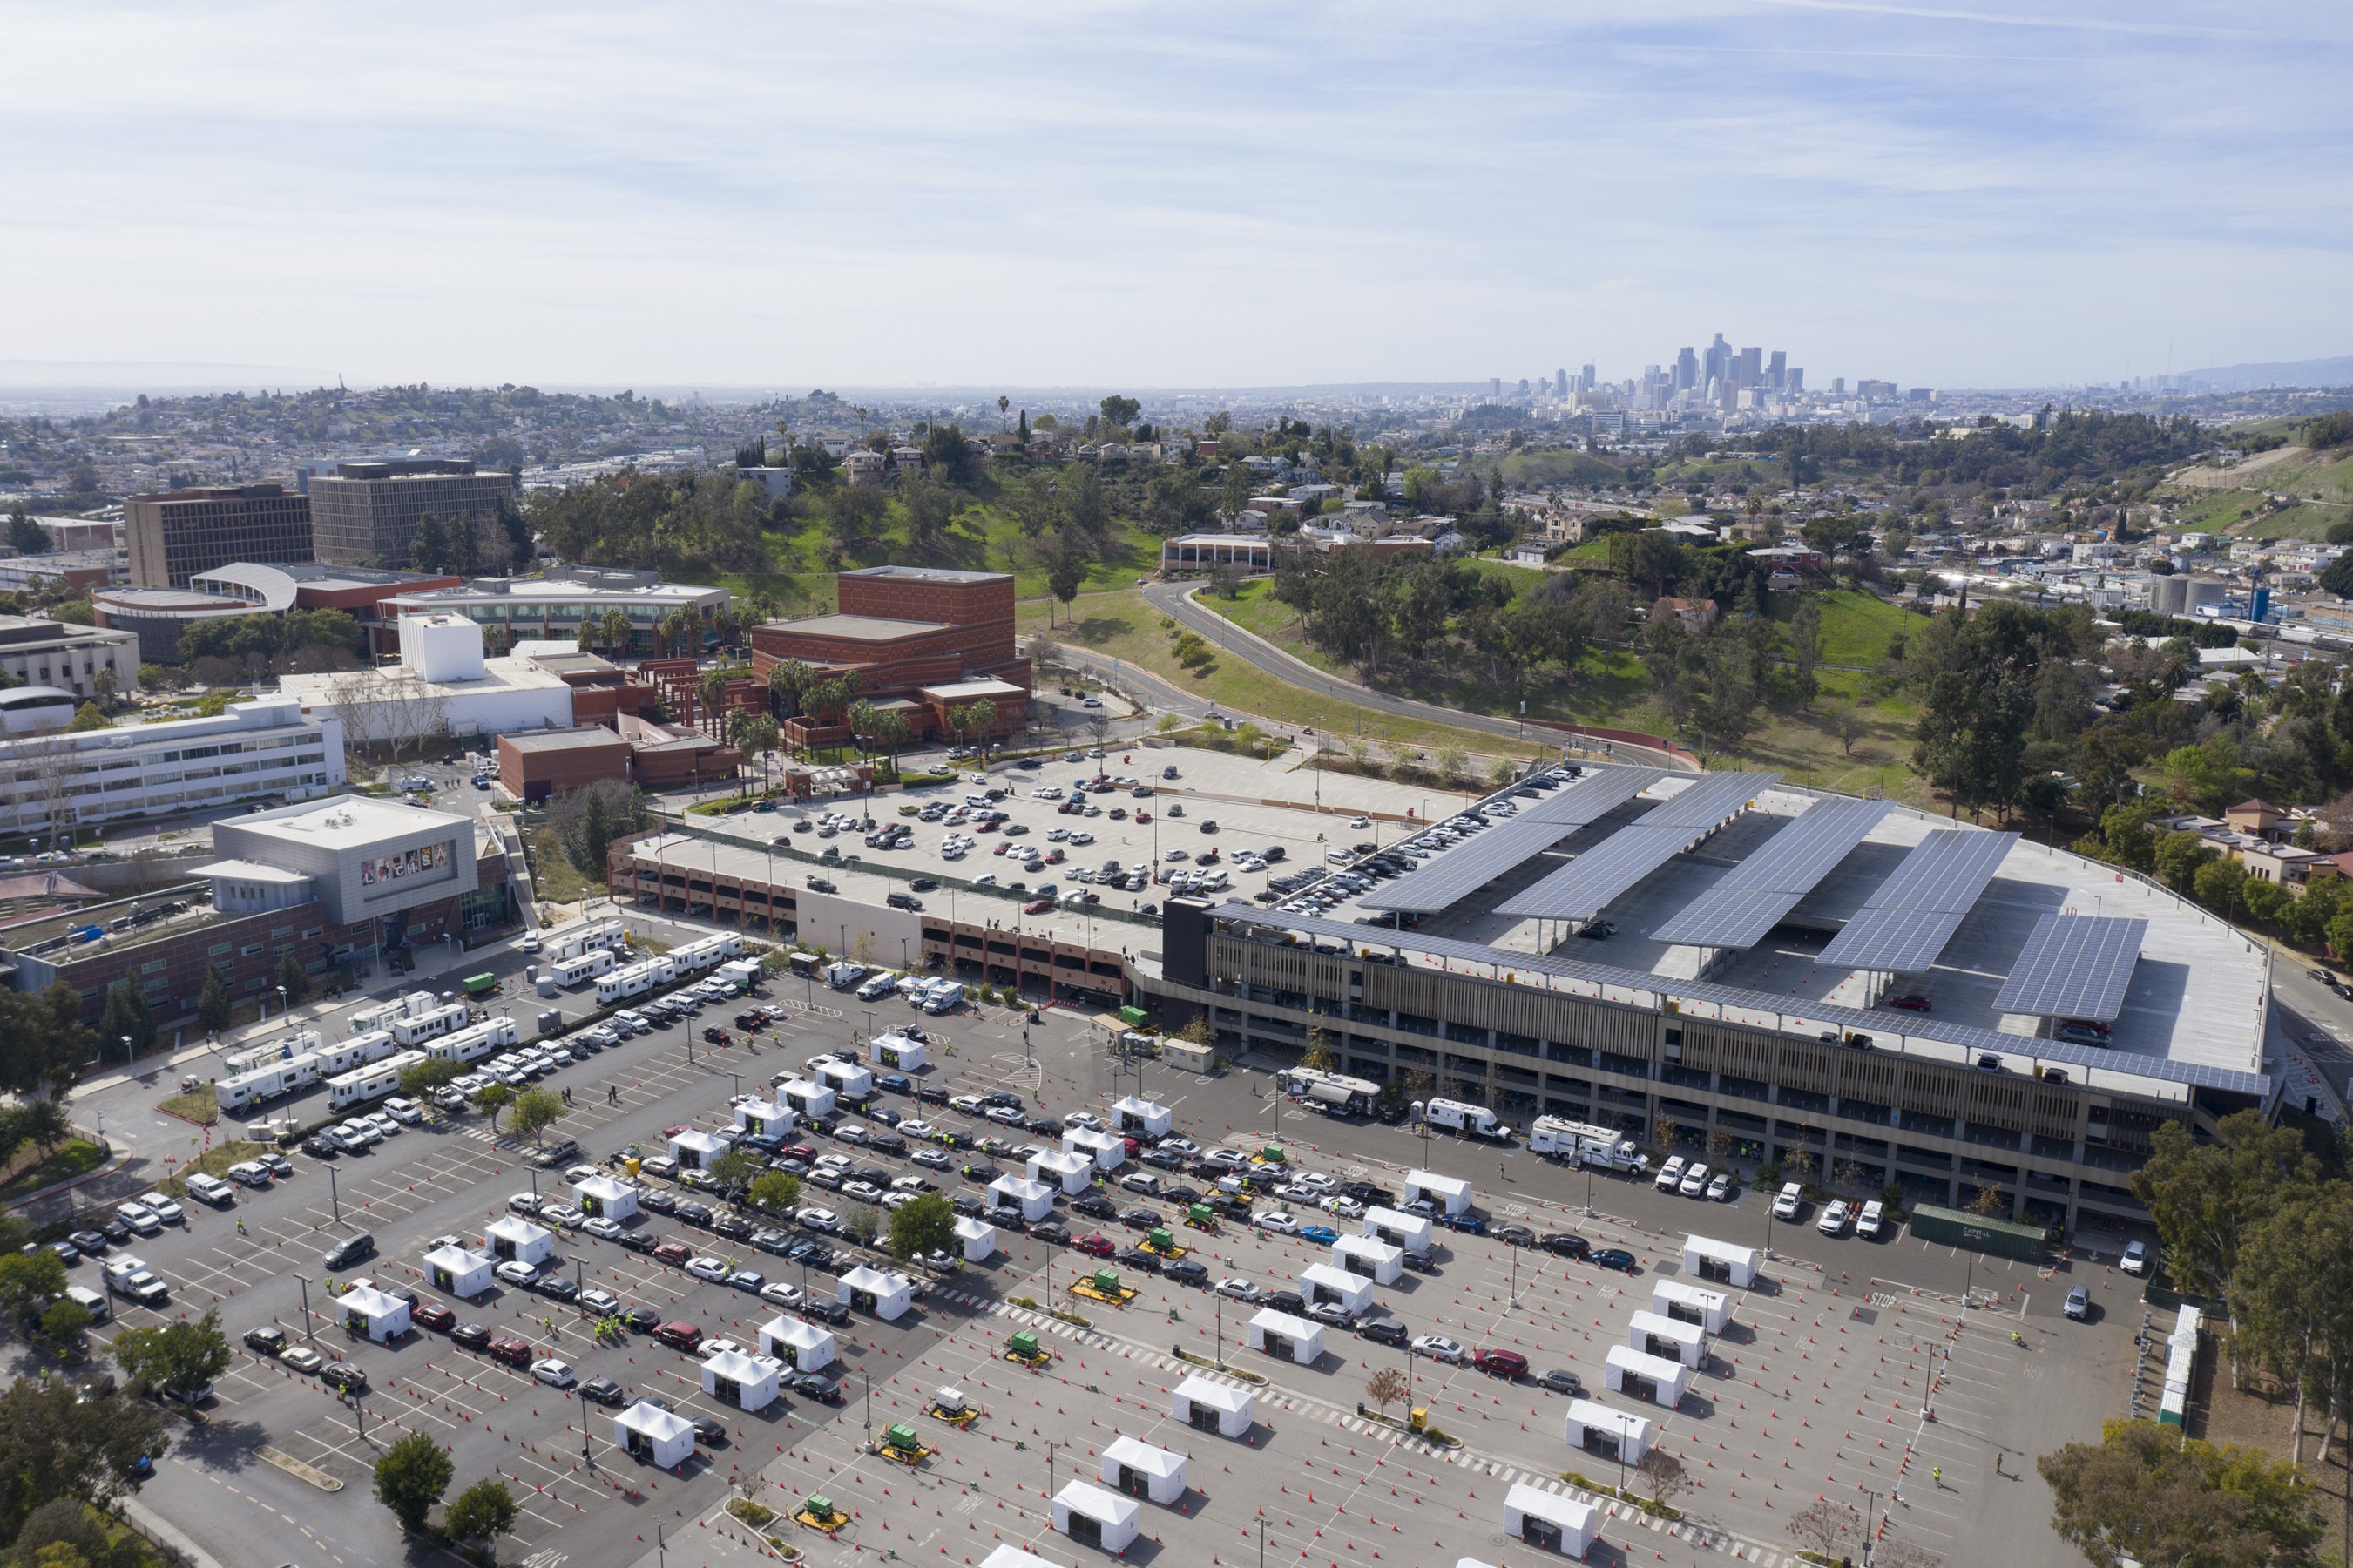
41,900 -> 2136,1568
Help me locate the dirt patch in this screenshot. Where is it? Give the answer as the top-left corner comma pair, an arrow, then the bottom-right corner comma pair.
2193,1356 -> 2350,1562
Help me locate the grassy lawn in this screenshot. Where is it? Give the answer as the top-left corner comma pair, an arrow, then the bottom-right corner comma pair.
0,1139 -> 106,1204
1024,588 -> 1547,760
152,1139 -> 269,1198
1802,588 -> 1913,666
159,1084 -> 219,1125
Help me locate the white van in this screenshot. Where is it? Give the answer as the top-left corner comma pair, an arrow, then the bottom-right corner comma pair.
182,1173 -> 236,1208
65,1283 -> 110,1323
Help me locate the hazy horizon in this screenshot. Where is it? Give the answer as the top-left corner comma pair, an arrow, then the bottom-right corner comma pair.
5,3 -> 2346,392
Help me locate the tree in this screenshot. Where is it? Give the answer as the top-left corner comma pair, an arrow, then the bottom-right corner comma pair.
1364,1365 -> 1410,1419
1301,1024 -> 1335,1073
1787,596 -> 1823,710
396,1055 -> 462,1098
2320,553 -> 2353,602
66,702 -> 106,732
2039,1419 -> 2322,1568
6,505 -> 46,556
510,1085 -> 564,1146
1788,1497 -> 1861,1558
471,1081 -> 515,1129
2129,1112 -> 2312,1308
748,1171 -> 801,1215
0,1379 -> 168,1543
443,1477 -> 519,1561
0,1248 -> 68,1332
274,950 -> 312,1007
1099,394 -> 1141,432
108,1308 -> 232,1401
195,964 -> 233,1034
707,1146 -> 759,1200
887,1193 -> 957,1263
98,980 -> 153,1062
0,983 -> 100,1099
1046,551 -> 1085,625
372,1429 -> 454,1535
2234,1186 -> 2353,1467
842,1203 -> 881,1246
1636,1450 -> 1690,1509
37,1295 -> 93,1355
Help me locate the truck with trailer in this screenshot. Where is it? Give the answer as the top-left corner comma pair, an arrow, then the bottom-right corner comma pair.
1411,1097 -> 1511,1141
1276,1067 -> 1381,1117
1528,1116 -> 1649,1173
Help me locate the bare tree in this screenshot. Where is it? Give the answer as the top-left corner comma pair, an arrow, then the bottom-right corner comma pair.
1363,1366 -> 1409,1419
1635,1450 -> 1690,1509
24,734 -> 84,847
1788,1498 -> 1860,1558
1872,1531 -> 1942,1568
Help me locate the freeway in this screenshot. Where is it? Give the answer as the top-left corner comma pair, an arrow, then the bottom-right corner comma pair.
1139,578 -> 1692,769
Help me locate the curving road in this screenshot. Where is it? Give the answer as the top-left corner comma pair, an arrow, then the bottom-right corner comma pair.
1139,579 -> 1692,769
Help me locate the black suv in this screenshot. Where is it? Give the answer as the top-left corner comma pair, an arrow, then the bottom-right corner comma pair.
1072,1193 -> 1119,1220
321,1233 -> 375,1269
1358,1317 -> 1409,1347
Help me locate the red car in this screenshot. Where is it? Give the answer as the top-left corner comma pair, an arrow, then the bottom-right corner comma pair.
1888,994 -> 1931,1013
1071,1233 -> 1117,1257
488,1335 -> 534,1368
1024,898 -> 1053,915
994,841 -> 1013,856
653,1242 -> 693,1267
1471,1348 -> 1528,1379
782,1146 -> 818,1165
412,1301 -> 456,1333
652,1321 -> 704,1351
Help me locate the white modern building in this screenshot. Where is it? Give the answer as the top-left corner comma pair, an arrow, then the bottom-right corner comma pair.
277,615 -> 577,742
0,615 -> 140,701
382,567 -> 732,659
0,693 -> 341,837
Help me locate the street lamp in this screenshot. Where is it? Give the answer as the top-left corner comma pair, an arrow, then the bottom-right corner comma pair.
119,1034 -> 132,1070
294,1273 -> 316,1346
861,1369 -> 875,1454
578,1385 -> 595,1463
328,1166 -> 342,1225
1857,1484 -> 1883,1566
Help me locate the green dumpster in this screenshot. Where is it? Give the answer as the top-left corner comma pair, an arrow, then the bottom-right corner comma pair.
1118,1005 -> 1147,1028
1909,1203 -> 2049,1262
807,1495 -> 835,1522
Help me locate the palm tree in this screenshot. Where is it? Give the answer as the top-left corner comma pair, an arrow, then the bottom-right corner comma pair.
698,670 -> 731,736
767,658 -> 815,719
844,700 -> 879,760
872,707 -> 912,774
600,608 -> 631,662
997,395 -> 1010,432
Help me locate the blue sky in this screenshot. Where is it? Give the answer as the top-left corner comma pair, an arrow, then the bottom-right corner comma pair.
2,1 -> 2345,391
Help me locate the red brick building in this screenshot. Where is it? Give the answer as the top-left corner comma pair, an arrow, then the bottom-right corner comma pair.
749,565 -> 1030,747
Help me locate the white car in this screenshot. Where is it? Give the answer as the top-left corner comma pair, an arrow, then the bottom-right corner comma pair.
1855,1200 -> 1884,1239
897,1121 -> 936,1141
2121,1240 -> 2149,1275
1772,1181 -> 1803,1220
578,1287 -> 623,1314
1678,1163 -> 1711,1198
494,1260 -> 540,1288
1317,1194 -> 1365,1219
139,1192 -> 186,1224
1252,1210 -> 1300,1234
795,1207 -> 840,1232
114,1202 -> 161,1234
1063,1111 -> 1104,1130
520,934 -> 542,953
761,1281 -> 806,1308
683,1255 -> 730,1282
1213,1278 -> 1262,1302
531,1358 -> 577,1389
538,1205 -> 585,1228
1411,1335 -> 1464,1363
984,1105 -> 1025,1125
583,1216 -> 623,1240
1653,1156 -> 1687,1193
1288,1172 -> 1335,1192
950,1094 -> 987,1113
1705,1171 -> 1734,1202
1817,1200 -> 1852,1236
382,1097 -> 425,1125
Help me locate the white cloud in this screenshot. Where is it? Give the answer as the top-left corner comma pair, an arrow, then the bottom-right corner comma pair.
0,0 -> 2343,389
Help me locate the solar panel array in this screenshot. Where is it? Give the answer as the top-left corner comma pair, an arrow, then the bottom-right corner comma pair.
1991,913 -> 2147,1021
1212,900 -> 2267,1097
1495,771 -> 1782,923
1815,828 -> 2019,974
1362,767 -> 1664,913
1651,796 -> 1897,949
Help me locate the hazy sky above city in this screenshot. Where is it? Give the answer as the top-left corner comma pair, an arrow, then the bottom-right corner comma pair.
4,1 -> 2346,392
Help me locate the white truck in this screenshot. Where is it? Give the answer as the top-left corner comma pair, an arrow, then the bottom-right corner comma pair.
824,961 -> 868,990
1527,1116 -> 1649,1173
1410,1097 -> 1511,1141
1277,1066 -> 1381,1116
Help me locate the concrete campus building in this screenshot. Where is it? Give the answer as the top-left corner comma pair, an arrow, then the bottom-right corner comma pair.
0,694 -> 342,841
381,567 -> 729,658
124,483 -> 314,590
93,564 -> 462,664
0,615 -> 141,701
306,459 -> 517,569
0,794 -> 510,1025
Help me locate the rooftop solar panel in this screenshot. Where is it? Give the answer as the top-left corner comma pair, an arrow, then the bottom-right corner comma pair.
1362,767 -> 1664,913
1991,914 -> 2147,1021
1815,828 -> 2019,973
1214,902 -> 2267,1098
1493,771 -> 1780,923
1651,797 -> 1895,948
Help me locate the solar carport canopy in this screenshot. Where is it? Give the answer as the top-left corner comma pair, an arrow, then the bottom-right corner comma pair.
1495,771 -> 1781,923
1815,829 -> 2019,974
1363,767 -> 1664,914
1652,796 -> 1895,950
1991,913 -> 2147,1021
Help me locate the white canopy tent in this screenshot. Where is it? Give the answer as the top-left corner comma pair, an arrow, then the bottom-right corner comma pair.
1629,1308 -> 1707,1369
1403,1169 -> 1472,1215
837,1265 -> 913,1321
1652,1279 -> 1733,1334
779,1078 -> 837,1120
1063,1126 -> 1125,1171
483,1215 -> 554,1265
1604,1344 -> 1693,1409
1299,1263 -> 1375,1315
869,1032 -> 928,1071
424,1244 -> 495,1298
615,1401 -> 695,1467
758,1315 -> 835,1372
1027,1150 -> 1092,1194
1565,1398 -> 1653,1464
1051,1479 -> 1140,1554
990,1175 -> 1057,1222
1109,1095 -> 1172,1138
815,1059 -> 874,1099
733,1099 -> 794,1138
1362,1206 -> 1434,1255
1099,1434 -> 1187,1504
701,1347 -> 781,1411
667,1128 -> 730,1170
1171,1375 -> 1254,1436
1504,1482 -> 1597,1556
977,1549 -> 1064,1568
335,1283 -> 411,1343
954,1216 -> 997,1261
1246,1307 -> 1325,1365
1682,1233 -> 1758,1288
573,1174 -> 639,1221
1334,1233 -> 1403,1284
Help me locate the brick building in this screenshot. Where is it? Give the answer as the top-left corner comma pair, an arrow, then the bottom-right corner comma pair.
749,565 -> 1030,747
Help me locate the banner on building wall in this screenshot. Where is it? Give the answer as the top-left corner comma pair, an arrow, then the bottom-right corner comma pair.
362,841 -> 451,887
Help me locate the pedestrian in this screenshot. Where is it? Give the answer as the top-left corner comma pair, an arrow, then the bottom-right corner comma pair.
1931,1466 -> 1942,1485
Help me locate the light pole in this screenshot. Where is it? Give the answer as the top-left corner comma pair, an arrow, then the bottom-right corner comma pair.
578,1385 -> 594,1463
119,1033 -> 132,1070
1258,1517 -> 1269,1568
294,1273 -> 316,1346
861,1369 -> 875,1454
1047,1438 -> 1058,1499
328,1166 -> 342,1225
277,985 -> 288,1025
1857,1484 -> 1883,1566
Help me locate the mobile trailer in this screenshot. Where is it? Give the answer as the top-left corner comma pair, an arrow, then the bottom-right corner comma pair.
327,1050 -> 429,1111
430,1017 -> 517,1064
216,1062 -> 310,1113
550,950 -> 617,987
390,1002 -> 470,1046
1528,1116 -> 1646,1172
1412,1097 -> 1509,1140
